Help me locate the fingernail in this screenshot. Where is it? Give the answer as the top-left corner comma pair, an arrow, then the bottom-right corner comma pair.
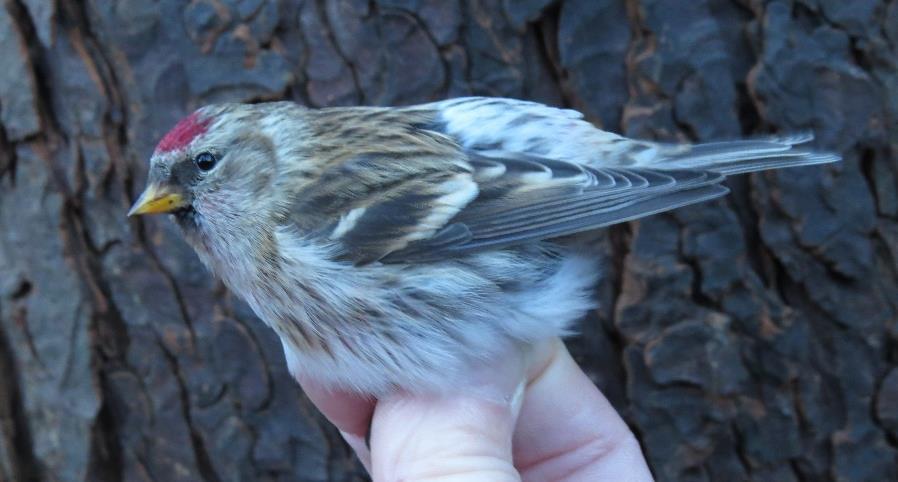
340,430 -> 372,472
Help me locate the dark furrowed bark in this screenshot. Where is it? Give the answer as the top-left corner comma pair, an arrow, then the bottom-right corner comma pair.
0,0 -> 896,481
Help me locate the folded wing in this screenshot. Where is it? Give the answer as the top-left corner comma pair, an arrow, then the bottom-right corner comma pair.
290,150 -> 729,265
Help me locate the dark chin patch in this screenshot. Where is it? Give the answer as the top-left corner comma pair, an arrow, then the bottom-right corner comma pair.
172,205 -> 198,228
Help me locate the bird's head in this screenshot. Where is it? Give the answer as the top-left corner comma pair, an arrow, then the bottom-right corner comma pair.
129,104 -> 284,230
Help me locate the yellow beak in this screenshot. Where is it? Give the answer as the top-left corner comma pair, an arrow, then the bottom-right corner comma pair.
128,184 -> 188,216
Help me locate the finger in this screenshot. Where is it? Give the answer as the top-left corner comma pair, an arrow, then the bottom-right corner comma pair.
298,376 -> 376,470
369,346 -> 528,482
513,339 -> 653,481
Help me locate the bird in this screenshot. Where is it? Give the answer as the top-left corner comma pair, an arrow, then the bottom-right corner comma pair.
128,97 -> 839,395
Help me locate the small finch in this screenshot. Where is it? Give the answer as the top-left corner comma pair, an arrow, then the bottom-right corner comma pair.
129,97 -> 839,395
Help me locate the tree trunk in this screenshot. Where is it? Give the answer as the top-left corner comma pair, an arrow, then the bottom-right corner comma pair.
1,0 -> 896,480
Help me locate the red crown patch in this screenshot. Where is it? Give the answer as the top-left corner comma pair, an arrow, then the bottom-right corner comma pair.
156,112 -> 210,153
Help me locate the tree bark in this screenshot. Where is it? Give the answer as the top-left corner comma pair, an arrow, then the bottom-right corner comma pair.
0,0 -> 896,481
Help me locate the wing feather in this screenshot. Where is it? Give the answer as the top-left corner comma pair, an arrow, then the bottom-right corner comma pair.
288,149 -> 730,265
382,154 -> 727,262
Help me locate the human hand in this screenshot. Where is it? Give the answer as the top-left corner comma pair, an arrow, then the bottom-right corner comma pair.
299,338 -> 653,481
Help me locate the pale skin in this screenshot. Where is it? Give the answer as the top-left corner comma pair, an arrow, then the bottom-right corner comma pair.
299,338 -> 654,481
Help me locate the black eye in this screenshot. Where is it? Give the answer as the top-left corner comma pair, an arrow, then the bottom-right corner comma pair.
194,151 -> 217,171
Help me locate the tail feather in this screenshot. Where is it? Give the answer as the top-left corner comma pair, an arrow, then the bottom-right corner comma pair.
656,132 -> 840,174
